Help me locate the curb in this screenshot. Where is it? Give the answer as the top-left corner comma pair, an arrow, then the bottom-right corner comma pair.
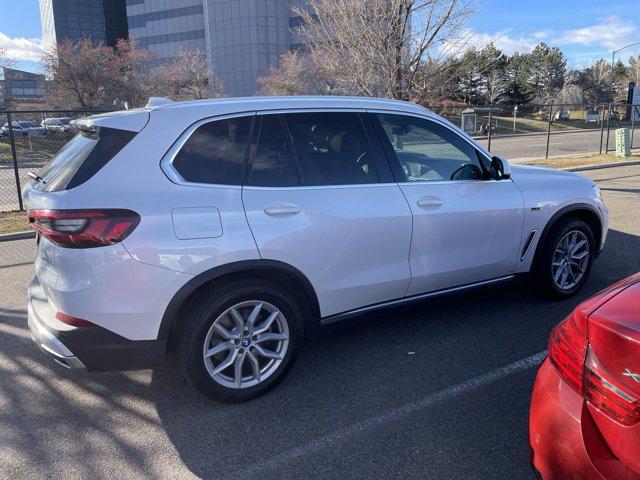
0,230 -> 35,242
565,160 -> 640,172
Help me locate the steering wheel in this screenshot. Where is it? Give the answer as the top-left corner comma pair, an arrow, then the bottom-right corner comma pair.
450,163 -> 482,181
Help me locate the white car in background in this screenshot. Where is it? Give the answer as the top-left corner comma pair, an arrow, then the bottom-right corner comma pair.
0,120 -> 45,137
41,117 -> 74,133
23,96 -> 608,402
585,110 -> 601,123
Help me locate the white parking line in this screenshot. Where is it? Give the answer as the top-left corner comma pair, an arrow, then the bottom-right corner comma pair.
233,350 -> 547,477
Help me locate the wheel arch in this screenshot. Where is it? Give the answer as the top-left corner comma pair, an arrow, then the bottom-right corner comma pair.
532,203 -> 603,268
158,260 -> 321,346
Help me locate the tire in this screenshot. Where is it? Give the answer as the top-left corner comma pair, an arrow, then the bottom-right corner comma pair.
533,217 -> 595,298
177,278 -> 304,402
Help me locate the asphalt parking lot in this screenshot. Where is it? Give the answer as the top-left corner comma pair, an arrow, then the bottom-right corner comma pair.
0,164 -> 639,480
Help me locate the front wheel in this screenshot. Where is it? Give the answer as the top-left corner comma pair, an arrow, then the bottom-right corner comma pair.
533,217 -> 595,298
177,279 -> 303,402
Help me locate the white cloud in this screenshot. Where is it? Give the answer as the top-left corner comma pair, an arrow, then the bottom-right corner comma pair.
532,30 -> 552,40
441,28 -> 538,57
554,16 -> 637,51
0,32 -> 44,62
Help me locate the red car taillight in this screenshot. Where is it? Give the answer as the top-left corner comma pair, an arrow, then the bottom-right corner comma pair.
28,209 -> 140,248
548,311 -> 588,393
584,349 -> 640,426
549,309 -> 640,426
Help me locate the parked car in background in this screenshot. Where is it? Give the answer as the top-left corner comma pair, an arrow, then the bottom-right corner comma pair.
554,111 -> 570,121
585,110 -> 601,123
0,121 -> 45,137
42,117 -> 74,134
530,273 -> 640,480
23,96 -> 608,402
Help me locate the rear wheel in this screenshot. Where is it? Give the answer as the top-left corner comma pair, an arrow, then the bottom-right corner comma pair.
533,217 -> 595,298
177,279 -> 303,402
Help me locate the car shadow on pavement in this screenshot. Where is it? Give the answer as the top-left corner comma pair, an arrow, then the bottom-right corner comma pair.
149,228 -> 640,479
0,229 -> 638,479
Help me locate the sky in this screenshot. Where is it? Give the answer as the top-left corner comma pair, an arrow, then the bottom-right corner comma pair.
0,0 -> 638,75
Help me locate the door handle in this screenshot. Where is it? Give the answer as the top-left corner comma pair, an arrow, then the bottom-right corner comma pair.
264,202 -> 301,217
417,196 -> 444,208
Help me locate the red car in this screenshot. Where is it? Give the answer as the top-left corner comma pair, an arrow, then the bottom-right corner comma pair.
530,273 -> 640,479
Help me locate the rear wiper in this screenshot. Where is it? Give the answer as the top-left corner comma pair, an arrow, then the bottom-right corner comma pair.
28,171 -> 46,184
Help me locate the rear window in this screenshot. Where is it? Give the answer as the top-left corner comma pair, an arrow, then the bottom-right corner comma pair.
35,127 -> 136,191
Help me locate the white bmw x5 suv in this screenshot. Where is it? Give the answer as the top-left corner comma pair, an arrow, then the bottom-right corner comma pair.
24,96 -> 608,401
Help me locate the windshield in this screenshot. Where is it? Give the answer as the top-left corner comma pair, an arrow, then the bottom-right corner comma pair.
20,121 -> 38,128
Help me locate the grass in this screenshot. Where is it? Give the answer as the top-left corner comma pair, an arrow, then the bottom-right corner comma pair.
0,133 -> 71,164
521,151 -> 640,169
0,210 -> 30,235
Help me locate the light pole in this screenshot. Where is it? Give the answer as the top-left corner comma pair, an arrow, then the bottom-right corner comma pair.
605,41 -> 640,153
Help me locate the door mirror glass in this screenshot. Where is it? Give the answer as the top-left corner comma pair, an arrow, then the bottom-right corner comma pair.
490,156 -> 511,180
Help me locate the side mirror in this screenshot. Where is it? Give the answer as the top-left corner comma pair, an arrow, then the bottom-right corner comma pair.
490,156 -> 511,180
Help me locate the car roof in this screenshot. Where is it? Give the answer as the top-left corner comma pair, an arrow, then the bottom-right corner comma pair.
77,96 -> 437,132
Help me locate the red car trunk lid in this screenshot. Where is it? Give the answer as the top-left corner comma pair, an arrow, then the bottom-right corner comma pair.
587,275 -> 640,474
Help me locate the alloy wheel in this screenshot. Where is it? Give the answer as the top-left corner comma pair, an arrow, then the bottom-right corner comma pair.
202,300 -> 289,389
551,230 -> 590,291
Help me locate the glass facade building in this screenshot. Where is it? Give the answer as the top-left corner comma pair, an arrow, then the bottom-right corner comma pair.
39,0 -> 129,50
126,0 -> 309,97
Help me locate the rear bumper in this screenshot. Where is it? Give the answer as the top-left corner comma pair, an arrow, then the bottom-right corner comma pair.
529,360 -> 602,480
27,275 -> 166,372
530,359 -> 638,480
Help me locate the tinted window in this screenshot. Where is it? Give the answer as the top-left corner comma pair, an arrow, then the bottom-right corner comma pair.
173,116 -> 252,185
283,112 -> 379,186
377,114 -> 486,182
247,115 -> 299,187
36,127 -> 136,192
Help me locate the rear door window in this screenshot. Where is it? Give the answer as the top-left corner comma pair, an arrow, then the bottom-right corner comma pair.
246,115 -> 300,187
282,112 -> 380,186
171,115 -> 253,185
36,127 -> 136,191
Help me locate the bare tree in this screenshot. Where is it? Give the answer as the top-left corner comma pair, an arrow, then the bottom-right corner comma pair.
155,48 -> 225,100
257,50 -> 335,95
43,39 -> 115,109
0,47 -> 14,109
107,39 -> 155,108
534,72 -> 584,111
0,47 -> 14,69
260,0 -> 476,102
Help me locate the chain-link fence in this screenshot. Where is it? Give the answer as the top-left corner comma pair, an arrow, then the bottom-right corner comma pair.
430,102 -> 640,160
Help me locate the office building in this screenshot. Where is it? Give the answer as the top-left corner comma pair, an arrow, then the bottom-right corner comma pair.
1,68 -> 50,106
40,0 -> 129,51
127,0 -> 310,97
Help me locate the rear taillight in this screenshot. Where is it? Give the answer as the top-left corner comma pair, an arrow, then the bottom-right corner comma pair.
585,349 -> 640,426
548,312 -> 588,393
28,209 -> 140,248
549,309 -> 640,426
